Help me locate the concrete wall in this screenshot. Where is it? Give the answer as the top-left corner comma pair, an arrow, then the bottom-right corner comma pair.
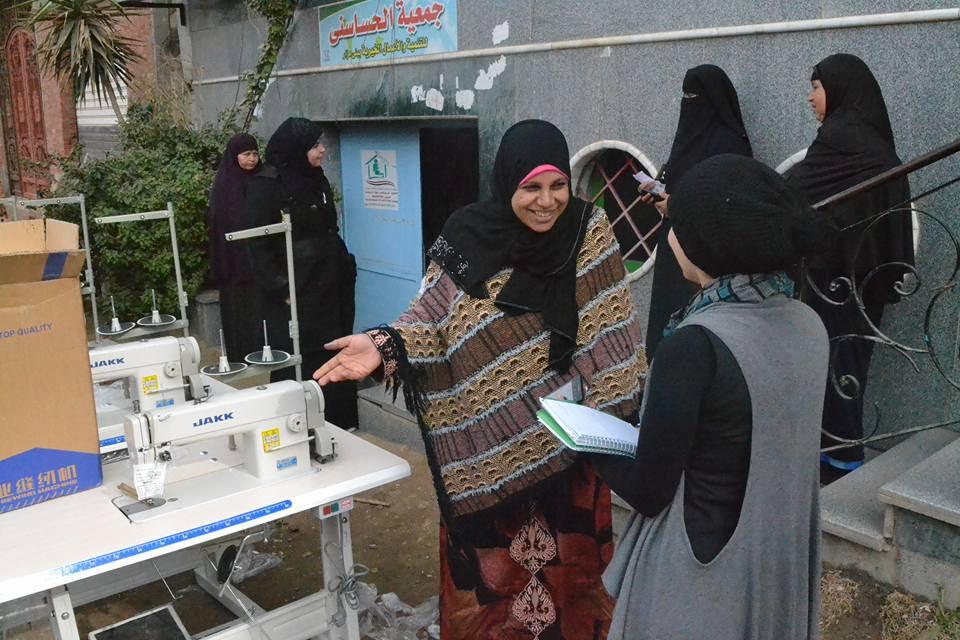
187,0 -> 960,444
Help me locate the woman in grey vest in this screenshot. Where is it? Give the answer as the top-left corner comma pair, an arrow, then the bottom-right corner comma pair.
593,155 -> 833,639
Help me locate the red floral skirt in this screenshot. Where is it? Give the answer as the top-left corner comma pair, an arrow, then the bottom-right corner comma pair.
438,462 -> 614,640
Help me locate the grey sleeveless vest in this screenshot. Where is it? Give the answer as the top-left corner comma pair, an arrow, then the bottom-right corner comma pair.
603,297 -> 828,640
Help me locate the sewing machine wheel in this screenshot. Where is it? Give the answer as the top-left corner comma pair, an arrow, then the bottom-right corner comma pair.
245,350 -> 292,366
96,321 -> 136,337
201,362 -> 248,376
217,544 -> 239,583
136,313 -> 177,327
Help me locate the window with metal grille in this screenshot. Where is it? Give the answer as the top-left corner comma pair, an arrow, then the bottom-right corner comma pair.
571,141 -> 661,281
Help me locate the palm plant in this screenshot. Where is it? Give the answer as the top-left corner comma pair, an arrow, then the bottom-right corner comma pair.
27,0 -> 141,124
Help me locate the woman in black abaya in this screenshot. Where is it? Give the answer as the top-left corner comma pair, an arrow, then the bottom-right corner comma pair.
644,64 -> 753,360
243,118 -> 359,431
787,53 -> 914,478
207,133 -> 262,360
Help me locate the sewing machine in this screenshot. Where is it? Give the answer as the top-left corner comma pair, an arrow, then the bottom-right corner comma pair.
89,336 -> 206,454
117,380 -> 336,521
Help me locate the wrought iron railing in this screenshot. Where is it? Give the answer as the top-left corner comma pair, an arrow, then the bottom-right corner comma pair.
808,137 -> 960,453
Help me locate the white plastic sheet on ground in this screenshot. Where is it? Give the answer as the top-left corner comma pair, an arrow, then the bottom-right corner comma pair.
355,581 -> 440,639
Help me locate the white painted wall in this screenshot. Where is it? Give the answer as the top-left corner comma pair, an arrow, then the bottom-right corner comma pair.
75,84 -> 128,127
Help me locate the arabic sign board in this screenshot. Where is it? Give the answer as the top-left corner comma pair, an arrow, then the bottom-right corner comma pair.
361,150 -> 399,211
318,0 -> 457,66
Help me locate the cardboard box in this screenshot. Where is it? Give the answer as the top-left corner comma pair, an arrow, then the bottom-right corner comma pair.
0,218 -> 85,285
0,218 -> 101,514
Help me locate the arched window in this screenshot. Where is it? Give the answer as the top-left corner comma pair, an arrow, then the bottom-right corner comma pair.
571,141 -> 661,281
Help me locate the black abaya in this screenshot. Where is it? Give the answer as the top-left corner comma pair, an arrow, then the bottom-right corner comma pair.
787,54 -> 914,464
207,134 -> 263,360
645,65 -> 753,360
243,118 -> 359,430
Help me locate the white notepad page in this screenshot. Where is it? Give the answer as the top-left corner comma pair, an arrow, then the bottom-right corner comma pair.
540,398 -> 639,451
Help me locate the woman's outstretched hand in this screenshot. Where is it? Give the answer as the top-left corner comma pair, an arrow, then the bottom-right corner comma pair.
313,334 -> 383,385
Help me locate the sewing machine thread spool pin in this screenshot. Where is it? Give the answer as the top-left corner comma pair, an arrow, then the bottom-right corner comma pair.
261,320 -> 274,362
201,328 -> 247,376
97,296 -> 135,336
245,320 -> 291,366
137,288 -> 177,328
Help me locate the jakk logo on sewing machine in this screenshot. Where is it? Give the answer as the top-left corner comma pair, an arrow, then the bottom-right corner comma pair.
90,357 -> 125,368
192,412 -> 234,428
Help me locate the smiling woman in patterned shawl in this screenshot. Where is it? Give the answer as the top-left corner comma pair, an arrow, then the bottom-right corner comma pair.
314,119 -> 645,640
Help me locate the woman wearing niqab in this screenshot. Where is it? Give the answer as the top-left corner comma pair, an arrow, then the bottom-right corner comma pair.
787,53 -> 914,477
313,120 -> 645,639
207,133 -> 262,360
243,117 -> 359,431
645,64 -> 753,361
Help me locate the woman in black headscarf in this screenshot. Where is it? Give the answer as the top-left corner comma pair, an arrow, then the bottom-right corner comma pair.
207,133 -> 262,360
313,120 -> 645,639
643,64 -> 753,361
243,117 -> 358,431
597,155 -> 831,640
787,53 -> 914,479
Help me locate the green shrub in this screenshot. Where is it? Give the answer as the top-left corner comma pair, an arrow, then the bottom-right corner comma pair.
48,103 -> 242,320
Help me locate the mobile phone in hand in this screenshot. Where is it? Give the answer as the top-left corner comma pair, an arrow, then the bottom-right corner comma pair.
632,170 -> 666,201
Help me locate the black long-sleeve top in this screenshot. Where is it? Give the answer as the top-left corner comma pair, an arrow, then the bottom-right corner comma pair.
593,324 -> 752,563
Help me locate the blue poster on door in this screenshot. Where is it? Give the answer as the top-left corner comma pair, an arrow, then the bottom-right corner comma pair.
340,128 -> 423,331
318,0 -> 458,66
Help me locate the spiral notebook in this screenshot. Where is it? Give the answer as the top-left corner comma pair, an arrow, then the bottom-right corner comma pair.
537,397 -> 638,458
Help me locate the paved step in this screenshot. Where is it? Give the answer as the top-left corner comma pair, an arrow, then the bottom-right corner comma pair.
879,434 -> 960,527
357,384 -> 423,454
820,427 -> 958,550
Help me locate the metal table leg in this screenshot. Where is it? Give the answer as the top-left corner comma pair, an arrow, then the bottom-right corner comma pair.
320,511 -> 360,640
48,586 -> 80,640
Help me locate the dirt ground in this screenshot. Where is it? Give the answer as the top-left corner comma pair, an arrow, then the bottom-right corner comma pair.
4,433 -> 956,639
821,569 -> 888,639
819,568 -> 960,640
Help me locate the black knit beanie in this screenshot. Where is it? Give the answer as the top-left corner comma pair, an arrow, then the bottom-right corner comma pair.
669,154 -> 835,277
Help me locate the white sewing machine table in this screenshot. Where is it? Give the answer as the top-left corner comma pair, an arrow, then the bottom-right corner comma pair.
0,428 -> 410,640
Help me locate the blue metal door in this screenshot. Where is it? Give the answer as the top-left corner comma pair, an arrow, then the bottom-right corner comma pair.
340,127 -> 423,331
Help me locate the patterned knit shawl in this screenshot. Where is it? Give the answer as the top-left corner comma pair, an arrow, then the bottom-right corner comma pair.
664,272 -> 795,339
390,209 -> 646,519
